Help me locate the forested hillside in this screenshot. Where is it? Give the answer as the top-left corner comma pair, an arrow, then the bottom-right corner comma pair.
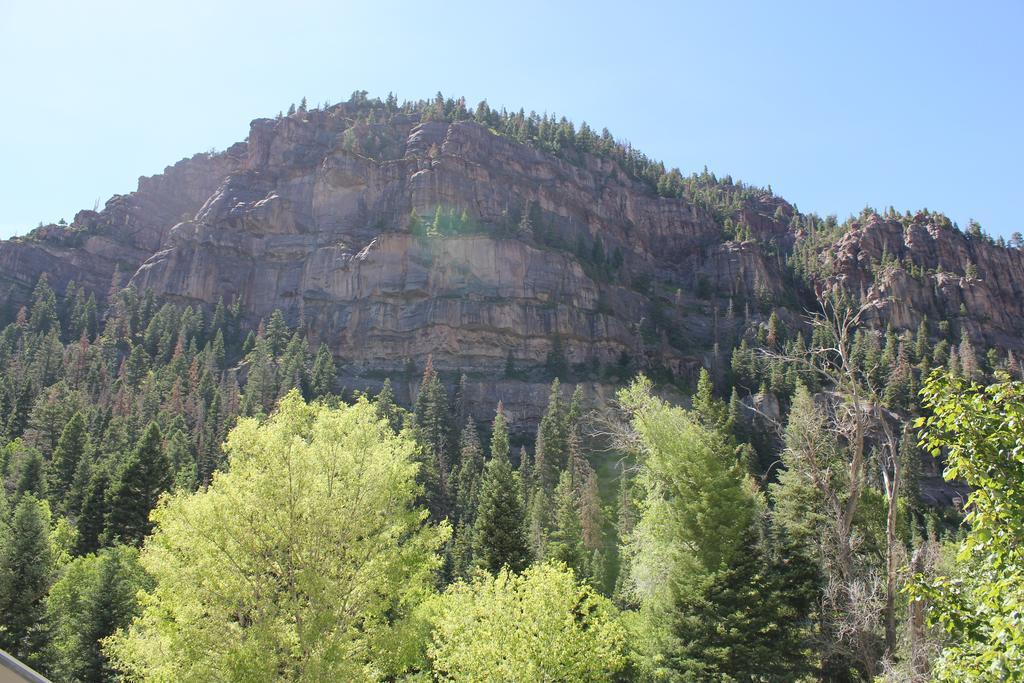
1,92 -> 1023,681
0,270 -> 1020,681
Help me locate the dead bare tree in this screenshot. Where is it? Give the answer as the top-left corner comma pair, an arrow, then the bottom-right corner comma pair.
763,287 -> 905,672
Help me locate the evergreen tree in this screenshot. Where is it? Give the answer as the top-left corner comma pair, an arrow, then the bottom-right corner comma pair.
373,378 -> 402,432
473,404 -> 530,573
535,379 -> 567,492
309,342 -> 336,398
548,470 -> 586,576
527,487 -> 552,561
914,318 -> 930,367
28,274 -> 60,336
75,468 -> 110,556
46,545 -> 149,683
48,412 -> 89,510
103,422 -> 172,546
0,494 -> 54,670
240,338 -> 275,416
413,357 -> 453,518
452,418 -> 484,525
277,332 -> 308,397
691,367 -> 732,439
16,448 -> 45,499
666,527 -> 817,680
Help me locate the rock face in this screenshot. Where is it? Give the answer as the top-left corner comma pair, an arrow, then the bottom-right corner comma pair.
0,145 -> 246,310
828,215 -> 1024,350
2,98 -> 1022,421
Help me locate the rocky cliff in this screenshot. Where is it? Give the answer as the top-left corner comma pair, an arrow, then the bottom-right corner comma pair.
2,96 -> 1021,422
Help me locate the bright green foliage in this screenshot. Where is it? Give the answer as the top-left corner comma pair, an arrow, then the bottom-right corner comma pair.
47,545 -> 149,683
472,405 -> 530,574
912,374 -> 1024,680
619,376 -> 786,677
105,392 -> 447,682
103,421 -> 171,546
620,377 -> 755,596
691,367 -> 733,440
48,412 -> 89,509
0,494 -> 54,670
426,562 -> 627,681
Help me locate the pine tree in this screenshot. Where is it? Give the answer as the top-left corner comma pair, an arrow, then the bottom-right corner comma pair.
46,545 -> 148,683
309,343 -> 336,398
277,332 -> 308,398
958,335 -> 980,381
373,378 -> 402,432
691,367 -> 732,439
264,309 -> 290,356
16,448 -> 45,499
527,487 -> 552,561
473,404 -> 530,573
75,468 -> 110,556
535,380 -> 567,492
240,338 -> 275,416
413,357 -> 453,517
549,470 -> 586,576
48,412 -> 89,510
28,274 -> 60,336
666,527 -> 816,680
103,422 -> 172,546
0,494 -> 54,670
452,418 -> 484,525
914,318 -> 930,366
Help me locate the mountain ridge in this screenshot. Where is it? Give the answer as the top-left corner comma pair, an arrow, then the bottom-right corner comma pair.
2,92 -> 1021,421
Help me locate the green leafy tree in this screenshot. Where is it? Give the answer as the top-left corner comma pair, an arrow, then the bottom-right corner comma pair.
426,562 -> 627,681
105,392 -> 447,682
617,376 -> 809,679
911,374 -> 1024,680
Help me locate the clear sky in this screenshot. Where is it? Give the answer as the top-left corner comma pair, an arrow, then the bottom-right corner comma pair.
1,0 -> 1021,239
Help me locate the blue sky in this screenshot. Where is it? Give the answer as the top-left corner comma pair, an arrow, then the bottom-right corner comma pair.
1,0 -> 1021,239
